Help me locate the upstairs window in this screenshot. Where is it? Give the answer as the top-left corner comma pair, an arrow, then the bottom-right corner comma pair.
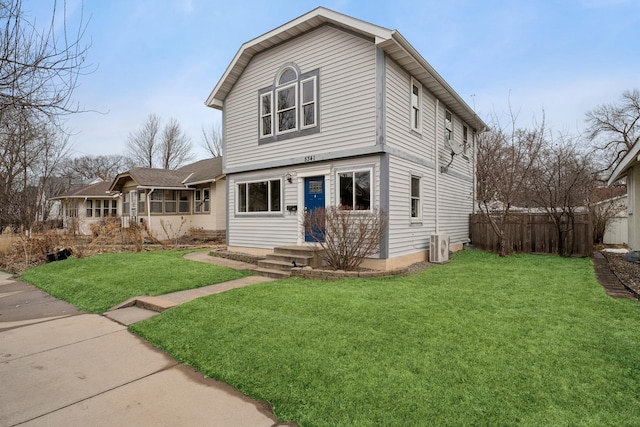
259,64 -> 319,141
445,111 -> 453,141
411,78 -> 422,133
463,125 -> 469,154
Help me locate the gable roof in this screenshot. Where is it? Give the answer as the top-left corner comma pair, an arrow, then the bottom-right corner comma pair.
205,7 -> 487,132
608,142 -> 640,186
51,179 -> 117,200
109,157 -> 225,192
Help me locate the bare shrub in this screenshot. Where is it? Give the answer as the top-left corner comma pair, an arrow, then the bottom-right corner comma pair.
303,207 -> 388,271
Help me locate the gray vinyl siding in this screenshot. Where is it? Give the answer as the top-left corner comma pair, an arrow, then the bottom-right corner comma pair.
387,155 -> 436,258
227,156 -> 381,250
224,25 -> 378,172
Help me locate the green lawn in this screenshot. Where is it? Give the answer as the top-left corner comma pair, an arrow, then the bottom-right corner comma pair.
20,250 -> 252,312
131,250 -> 640,426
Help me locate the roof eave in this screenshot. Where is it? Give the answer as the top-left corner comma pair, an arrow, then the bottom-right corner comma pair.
205,7 -> 392,109
607,143 -> 640,186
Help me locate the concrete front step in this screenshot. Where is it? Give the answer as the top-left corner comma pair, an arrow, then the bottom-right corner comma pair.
253,267 -> 291,279
273,245 -> 323,268
258,259 -> 306,271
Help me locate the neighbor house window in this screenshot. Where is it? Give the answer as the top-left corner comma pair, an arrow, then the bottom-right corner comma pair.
194,188 -> 210,213
178,191 -> 190,213
237,179 -> 282,213
411,78 -> 421,132
411,176 -> 421,219
85,199 -> 117,218
339,170 -> 371,211
138,191 -> 145,215
259,65 -> 319,141
164,190 -> 177,213
123,193 -> 130,216
150,191 -> 163,213
67,199 -> 78,217
445,111 -> 453,141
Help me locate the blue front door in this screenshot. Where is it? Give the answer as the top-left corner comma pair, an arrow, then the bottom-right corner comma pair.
304,176 -> 325,242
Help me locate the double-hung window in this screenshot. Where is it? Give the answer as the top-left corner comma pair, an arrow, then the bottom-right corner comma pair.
237,179 -> 282,213
338,170 -> 371,211
259,65 -> 319,141
260,93 -> 272,137
445,111 -> 453,141
463,125 -> 469,154
194,188 -> 210,213
411,78 -> 422,133
411,176 -> 421,220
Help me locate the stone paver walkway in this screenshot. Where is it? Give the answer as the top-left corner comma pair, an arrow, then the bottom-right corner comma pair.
592,251 -> 638,300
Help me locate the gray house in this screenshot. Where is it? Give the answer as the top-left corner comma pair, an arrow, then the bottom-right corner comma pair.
206,7 -> 486,269
608,142 -> 640,250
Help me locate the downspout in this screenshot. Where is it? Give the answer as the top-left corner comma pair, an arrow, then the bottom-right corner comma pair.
434,99 -> 440,234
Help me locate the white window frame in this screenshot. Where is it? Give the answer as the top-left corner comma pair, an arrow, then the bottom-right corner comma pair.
276,82 -> 297,134
337,168 -> 373,212
445,110 -> 453,141
260,92 -> 273,137
463,125 -> 469,154
300,76 -> 317,129
411,175 -> 421,221
236,178 -> 283,214
410,77 -> 422,133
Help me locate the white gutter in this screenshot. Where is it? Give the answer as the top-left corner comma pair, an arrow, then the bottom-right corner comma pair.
434,99 -> 440,234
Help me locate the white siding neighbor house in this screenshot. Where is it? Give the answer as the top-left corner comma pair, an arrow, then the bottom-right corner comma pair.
206,8 -> 486,270
109,157 -> 226,241
608,143 -> 640,250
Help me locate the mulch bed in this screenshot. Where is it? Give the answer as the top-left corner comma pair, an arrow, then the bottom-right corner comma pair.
600,251 -> 640,299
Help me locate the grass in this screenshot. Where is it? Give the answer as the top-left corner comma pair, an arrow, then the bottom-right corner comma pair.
20,250 -> 252,312
131,250 -> 640,426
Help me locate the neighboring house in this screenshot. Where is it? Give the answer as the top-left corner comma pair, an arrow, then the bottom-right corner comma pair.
51,178 -> 119,235
205,8 -> 486,269
608,142 -> 640,250
109,157 -> 226,241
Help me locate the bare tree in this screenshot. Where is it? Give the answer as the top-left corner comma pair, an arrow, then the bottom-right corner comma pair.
126,113 -> 160,168
303,207 -> 388,271
126,114 -> 194,169
0,0 -> 90,118
159,117 -> 193,169
58,154 -> 127,185
586,88 -> 640,175
476,109 -> 545,256
201,122 -> 223,157
529,135 -> 593,256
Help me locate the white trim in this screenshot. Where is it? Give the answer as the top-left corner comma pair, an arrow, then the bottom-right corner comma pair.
410,174 -> 422,222
235,177 -> 283,215
276,82 -> 298,134
300,76 -> 317,129
259,92 -> 273,138
608,142 -> 640,185
335,166 -> 374,212
296,171 -> 330,245
410,77 -> 422,133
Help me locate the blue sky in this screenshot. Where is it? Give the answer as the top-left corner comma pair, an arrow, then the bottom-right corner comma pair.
28,0 -> 640,160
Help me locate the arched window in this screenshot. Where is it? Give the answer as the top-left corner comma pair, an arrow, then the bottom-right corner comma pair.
259,64 -> 319,140
276,67 -> 298,132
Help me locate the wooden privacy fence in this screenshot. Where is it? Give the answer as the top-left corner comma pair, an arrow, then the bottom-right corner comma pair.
469,213 -> 593,257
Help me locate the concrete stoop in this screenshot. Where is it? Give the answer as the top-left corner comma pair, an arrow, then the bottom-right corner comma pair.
254,245 -> 324,279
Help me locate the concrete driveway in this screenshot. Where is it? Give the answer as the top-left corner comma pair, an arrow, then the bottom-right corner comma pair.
0,272 -> 280,427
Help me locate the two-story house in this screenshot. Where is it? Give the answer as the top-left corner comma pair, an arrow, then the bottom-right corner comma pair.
206,7 -> 486,270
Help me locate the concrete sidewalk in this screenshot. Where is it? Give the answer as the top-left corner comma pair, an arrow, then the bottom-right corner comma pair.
0,251 -> 284,426
0,314 -> 279,426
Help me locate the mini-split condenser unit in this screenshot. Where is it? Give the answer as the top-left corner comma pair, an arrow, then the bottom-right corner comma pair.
429,234 -> 450,264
